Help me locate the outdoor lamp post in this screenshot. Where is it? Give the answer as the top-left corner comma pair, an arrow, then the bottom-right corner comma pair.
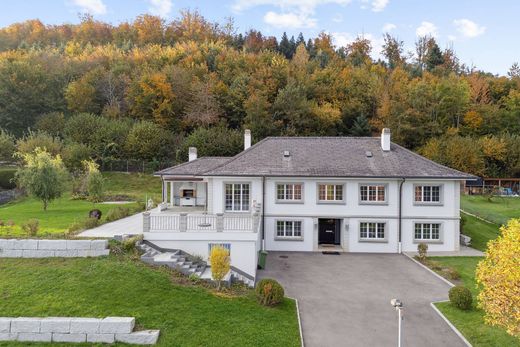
391,298 -> 404,347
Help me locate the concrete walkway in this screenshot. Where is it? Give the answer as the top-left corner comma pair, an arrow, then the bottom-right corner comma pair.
258,252 -> 468,347
79,213 -> 143,238
405,245 -> 484,257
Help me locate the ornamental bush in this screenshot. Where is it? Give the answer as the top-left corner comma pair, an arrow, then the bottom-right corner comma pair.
256,278 -> 285,306
21,219 -> 39,236
449,286 -> 473,310
417,242 -> 428,261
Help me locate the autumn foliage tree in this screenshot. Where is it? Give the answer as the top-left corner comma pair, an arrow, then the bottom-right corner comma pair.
476,219 -> 520,337
209,245 -> 230,290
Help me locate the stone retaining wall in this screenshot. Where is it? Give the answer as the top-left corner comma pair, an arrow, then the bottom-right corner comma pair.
0,317 -> 159,344
0,239 -> 109,258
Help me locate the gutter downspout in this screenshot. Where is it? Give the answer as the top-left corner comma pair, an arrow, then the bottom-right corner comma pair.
398,178 -> 405,254
262,176 -> 266,251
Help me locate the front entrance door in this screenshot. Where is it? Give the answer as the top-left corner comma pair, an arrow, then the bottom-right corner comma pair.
318,219 -> 341,245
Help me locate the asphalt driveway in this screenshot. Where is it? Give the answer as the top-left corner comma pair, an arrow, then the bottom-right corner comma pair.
258,252 -> 466,347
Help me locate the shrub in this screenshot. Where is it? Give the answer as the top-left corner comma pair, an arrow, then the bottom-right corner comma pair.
122,235 -> 143,252
209,246 -> 230,290
447,268 -> 461,280
0,128 -> 16,162
256,278 -> 285,306
21,219 -> 39,236
35,112 -> 66,138
68,221 -> 84,233
417,242 -> 428,261
0,168 -> 17,189
105,206 -> 130,222
449,286 -> 473,310
83,217 -> 99,229
16,130 -> 63,157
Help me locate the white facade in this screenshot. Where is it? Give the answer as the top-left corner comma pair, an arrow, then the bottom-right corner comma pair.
204,177 -> 461,253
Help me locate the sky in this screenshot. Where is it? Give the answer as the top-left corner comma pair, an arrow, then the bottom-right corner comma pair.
0,0 -> 518,76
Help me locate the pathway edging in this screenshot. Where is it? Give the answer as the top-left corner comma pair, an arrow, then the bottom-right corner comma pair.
430,301 -> 472,347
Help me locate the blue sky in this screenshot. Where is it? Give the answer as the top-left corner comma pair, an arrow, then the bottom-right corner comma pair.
1,0 -> 518,75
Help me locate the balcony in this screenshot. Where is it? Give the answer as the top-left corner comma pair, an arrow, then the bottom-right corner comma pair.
143,204 -> 262,234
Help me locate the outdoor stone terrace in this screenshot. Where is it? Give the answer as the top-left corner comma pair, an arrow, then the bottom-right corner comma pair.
144,203 -> 262,233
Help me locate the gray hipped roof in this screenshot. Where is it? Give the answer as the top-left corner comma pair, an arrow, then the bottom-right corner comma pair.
155,157 -> 231,176
156,137 -> 476,179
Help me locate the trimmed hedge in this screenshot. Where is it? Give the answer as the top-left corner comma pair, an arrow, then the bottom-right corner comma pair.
256,278 -> 284,306
0,168 -> 16,189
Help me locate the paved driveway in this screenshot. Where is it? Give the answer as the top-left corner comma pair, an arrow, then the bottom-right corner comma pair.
258,252 -> 466,347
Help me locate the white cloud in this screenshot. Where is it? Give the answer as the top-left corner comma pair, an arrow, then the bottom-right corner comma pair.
331,32 -> 355,48
448,34 -> 457,41
264,11 -> 316,28
147,0 -> 173,18
371,0 -> 388,12
416,21 -> 438,37
332,13 -> 343,23
232,0 -> 351,29
382,23 -> 396,32
71,0 -> 107,14
453,19 -> 485,38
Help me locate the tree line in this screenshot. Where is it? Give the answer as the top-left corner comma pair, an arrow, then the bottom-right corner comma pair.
0,11 -> 519,177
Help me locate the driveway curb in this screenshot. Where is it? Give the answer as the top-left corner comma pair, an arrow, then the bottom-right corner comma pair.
288,296 -> 304,347
402,253 -> 455,287
430,301 -> 472,347
403,254 -> 473,347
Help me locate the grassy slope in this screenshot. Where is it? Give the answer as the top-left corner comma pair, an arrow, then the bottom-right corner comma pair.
461,213 -> 500,251
461,195 -> 520,225
0,173 -> 160,236
431,257 -> 519,347
0,256 -> 300,347
460,195 -> 520,252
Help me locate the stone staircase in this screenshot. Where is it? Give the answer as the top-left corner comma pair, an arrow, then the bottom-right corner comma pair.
137,241 -> 255,287
138,242 -> 207,277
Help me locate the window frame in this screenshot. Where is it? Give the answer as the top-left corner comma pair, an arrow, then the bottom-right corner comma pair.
275,182 -> 304,204
413,222 -> 443,244
274,219 -> 304,241
358,183 -> 388,205
358,220 -> 388,243
316,183 -> 346,204
223,182 -> 251,213
413,184 -> 444,206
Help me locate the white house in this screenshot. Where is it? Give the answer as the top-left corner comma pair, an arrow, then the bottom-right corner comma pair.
143,129 -> 475,281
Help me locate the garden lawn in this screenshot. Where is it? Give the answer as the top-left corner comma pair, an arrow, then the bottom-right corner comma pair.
461,213 -> 501,251
0,172 -> 160,236
430,257 -> 519,347
461,195 -> 520,225
0,256 -> 300,347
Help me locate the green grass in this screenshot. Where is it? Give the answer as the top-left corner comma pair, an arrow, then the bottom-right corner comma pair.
461,213 -> 501,251
0,172 -> 160,236
0,256 -> 300,347
461,195 -> 520,225
429,257 -> 519,347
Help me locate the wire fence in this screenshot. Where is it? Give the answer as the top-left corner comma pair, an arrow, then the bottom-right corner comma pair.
99,159 -> 177,174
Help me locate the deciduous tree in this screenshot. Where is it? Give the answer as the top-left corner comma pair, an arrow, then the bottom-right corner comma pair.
476,219 -> 520,337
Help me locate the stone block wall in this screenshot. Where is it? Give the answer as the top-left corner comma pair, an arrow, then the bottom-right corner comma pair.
0,317 -> 159,344
0,239 -> 109,258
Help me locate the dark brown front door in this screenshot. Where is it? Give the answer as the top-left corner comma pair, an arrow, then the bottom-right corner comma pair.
318,219 -> 340,245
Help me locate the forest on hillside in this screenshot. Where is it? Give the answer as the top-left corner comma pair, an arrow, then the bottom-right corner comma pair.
0,11 -> 519,177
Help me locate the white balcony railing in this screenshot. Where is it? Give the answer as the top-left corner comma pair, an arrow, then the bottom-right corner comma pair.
144,205 -> 262,234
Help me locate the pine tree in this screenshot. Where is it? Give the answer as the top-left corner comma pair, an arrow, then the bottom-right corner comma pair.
350,115 -> 371,136
425,38 -> 444,71
296,32 -> 305,47
288,35 -> 296,58
279,32 -> 291,59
